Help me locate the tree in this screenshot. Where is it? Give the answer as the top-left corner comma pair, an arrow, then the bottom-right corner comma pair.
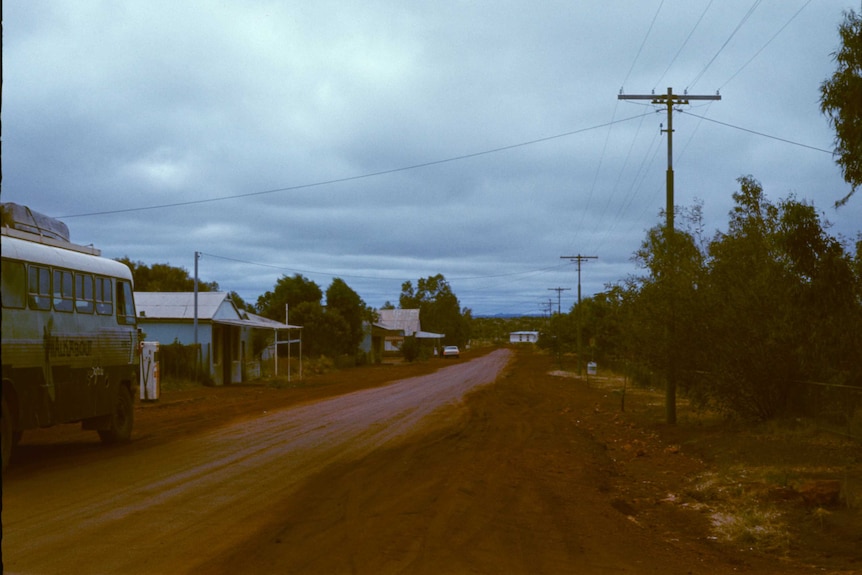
256,274 -> 322,322
325,278 -> 371,356
577,284 -> 630,365
117,258 -> 218,292
228,291 -> 254,313
590,177 -> 861,421
774,199 -> 862,388
820,8 -> 862,206
629,203 -> 708,423
702,177 -> 799,419
257,275 -> 372,359
399,274 -> 470,347
700,177 -> 861,419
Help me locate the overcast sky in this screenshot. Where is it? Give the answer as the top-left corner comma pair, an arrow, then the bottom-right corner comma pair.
4,1 -> 860,317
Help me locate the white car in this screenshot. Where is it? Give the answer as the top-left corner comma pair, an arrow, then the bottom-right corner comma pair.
442,345 -> 460,358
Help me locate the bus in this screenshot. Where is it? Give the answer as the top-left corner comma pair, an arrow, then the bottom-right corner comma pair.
1,204 -> 138,472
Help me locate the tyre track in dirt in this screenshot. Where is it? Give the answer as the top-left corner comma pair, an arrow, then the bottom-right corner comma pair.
191,350 -> 819,575
190,352 -> 685,575
1,350 -> 511,575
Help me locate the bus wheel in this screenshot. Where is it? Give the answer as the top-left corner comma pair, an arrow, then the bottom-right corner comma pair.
98,386 -> 134,444
2,397 -> 12,474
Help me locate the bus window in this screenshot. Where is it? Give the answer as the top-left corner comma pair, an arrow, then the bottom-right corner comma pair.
95,276 -> 114,315
117,280 -> 136,325
76,273 -> 95,313
1,259 -> 27,309
28,265 -> 51,310
54,269 -> 74,312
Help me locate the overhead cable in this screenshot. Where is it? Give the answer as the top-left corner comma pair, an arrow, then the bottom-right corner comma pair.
60,112 -> 653,219
719,0 -> 812,90
681,111 -> 832,153
689,0 -> 764,89
654,0 -> 715,91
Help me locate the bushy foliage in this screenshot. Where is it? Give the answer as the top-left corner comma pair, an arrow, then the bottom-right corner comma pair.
578,177 -> 862,421
692,178 -> 861,419
400,274 -> 471,348
117,258 -> 218,292
820,8 -> 862,206
158,339 -> 212,385
400,335 -> 420,362
256,273 -> 322,320
325,278 -> 372,356
257,274 -> 371,359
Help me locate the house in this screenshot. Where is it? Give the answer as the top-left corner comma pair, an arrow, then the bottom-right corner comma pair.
362,309 -> 444,361
509,331 -> 539,344
378,309 -> 421,352
135,292 -> 300,385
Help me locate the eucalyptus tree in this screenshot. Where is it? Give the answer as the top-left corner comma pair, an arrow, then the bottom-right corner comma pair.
821,8 -> 862,206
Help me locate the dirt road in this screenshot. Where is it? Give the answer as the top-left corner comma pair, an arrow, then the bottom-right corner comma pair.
2,350 -> 510,574
3,348 -> 853,574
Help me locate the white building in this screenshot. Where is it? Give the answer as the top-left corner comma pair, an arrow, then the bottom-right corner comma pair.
509,331 -> 539,344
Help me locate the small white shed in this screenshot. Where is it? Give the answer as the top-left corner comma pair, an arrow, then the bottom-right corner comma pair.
509,331 -> 539,344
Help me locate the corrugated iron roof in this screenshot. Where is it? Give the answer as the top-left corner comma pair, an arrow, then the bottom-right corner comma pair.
377,308 -> 421,334
135,292 -> 231,321
135,292 -> 302,329
243,312 -> 301,330
134,292 -> 300,329
415,331 -> 445,339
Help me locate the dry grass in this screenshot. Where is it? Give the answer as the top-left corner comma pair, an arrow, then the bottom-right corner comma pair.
710,507 -> 790,552
551,365 -> 861,556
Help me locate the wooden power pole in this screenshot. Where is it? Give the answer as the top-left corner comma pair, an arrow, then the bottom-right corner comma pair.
618,87 -> 721,424
547,287 -> 571,315
560,255 -> 597,376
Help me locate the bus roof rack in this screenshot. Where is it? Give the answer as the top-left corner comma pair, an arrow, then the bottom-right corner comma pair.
1,203 -> 101,256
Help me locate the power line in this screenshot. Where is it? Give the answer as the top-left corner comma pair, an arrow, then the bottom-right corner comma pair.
201,251 -> 568,284
591,127 -> 663,253
585,0 -> 666,253
59,112 -> 654,219
622,0 -> 666,89
582,101 -> 653,255
654,0 -> 715,91
689,0 -> 764,90
718,0 -> 812,90
680,110 -> 832,153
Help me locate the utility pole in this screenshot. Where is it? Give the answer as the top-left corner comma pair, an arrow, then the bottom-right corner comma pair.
560,255 -> 597,377
193,251 -> 200,380
618,87 -> 721,424
547,287 -> 571,315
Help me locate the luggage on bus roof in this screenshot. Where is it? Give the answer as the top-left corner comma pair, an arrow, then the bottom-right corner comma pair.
1,203 -> 70,242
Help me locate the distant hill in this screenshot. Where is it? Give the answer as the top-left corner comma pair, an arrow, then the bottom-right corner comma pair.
475,313 -> 543,319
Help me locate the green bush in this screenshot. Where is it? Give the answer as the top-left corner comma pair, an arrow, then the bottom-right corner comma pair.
400,336 -> 419,362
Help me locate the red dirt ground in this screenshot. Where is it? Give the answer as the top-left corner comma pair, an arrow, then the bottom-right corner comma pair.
4,347 -> 860,574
